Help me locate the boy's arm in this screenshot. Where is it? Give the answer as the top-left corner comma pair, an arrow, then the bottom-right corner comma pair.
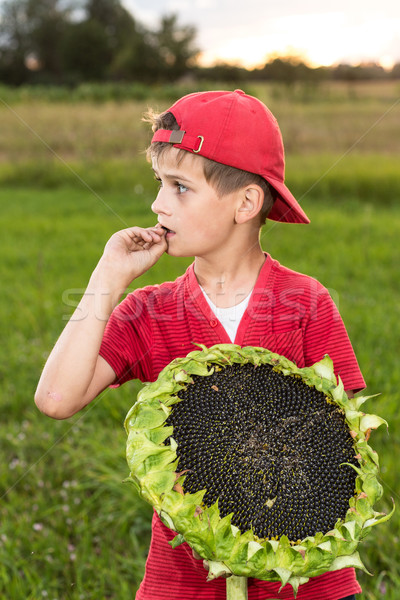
34,225 -> 167,420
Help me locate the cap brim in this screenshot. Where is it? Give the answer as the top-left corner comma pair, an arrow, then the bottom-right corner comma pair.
266,178 -> 310,224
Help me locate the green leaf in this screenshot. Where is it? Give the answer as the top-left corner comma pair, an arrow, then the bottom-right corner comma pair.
362,475 -> 383,504
331,377 -> 345,403
140,470 -> 176,501
360,413 -> 388,432
127,400 -> 168,430
342,520 -> 359,541
364,500 -> 395,529
207,561 -> 232,580
169,533 -> 185,548
159,510 -> 176,530
214,514 -> 236,559
185,527 -> 216,558
311,355 -> 336,383
247,540 -> 264,560
349,394 -> 373,411
355,497 -> 375,520
122,476 -> 140,493
288,576 -> 310,597
317,540 -> 332,552
160,489 -> 185,516
146,425 -> 174,445
126,432 -> 169,473
274,566 -> 292,590
329,551 -> 371,575
181,359 -> 213,376
245,543 -> 273,578
305,547 -> 334,574
137,379 -> 177,400
356,440 -> 380,466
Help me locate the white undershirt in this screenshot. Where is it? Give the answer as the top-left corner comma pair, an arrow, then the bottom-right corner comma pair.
200,287 -> 252,342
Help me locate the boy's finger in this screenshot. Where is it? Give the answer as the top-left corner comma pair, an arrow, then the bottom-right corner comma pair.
150,226 -> 166,238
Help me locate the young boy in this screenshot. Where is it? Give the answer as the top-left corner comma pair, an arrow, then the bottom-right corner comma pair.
35,89 -> 364,599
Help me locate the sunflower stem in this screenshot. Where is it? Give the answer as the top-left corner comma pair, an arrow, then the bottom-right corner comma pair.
226,575 -> 248,600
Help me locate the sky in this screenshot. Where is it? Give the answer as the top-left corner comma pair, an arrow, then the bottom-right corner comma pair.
122,0 -> 400,69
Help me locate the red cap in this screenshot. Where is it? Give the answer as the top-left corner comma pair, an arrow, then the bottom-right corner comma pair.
151,89 -> 309,224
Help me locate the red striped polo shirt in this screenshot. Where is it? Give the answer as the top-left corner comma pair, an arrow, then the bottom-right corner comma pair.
99,253 -> 365,599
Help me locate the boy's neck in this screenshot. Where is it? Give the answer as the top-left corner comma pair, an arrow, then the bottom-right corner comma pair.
194,245 -> 265,309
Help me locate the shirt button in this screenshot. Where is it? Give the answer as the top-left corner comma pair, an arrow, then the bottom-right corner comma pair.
210,319 -> 218,327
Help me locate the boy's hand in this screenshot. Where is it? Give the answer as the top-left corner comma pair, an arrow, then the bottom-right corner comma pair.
95,225 -> 167,292
34,224 -> 167,420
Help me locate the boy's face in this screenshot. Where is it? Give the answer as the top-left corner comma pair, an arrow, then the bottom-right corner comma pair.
151,148 -> 240,258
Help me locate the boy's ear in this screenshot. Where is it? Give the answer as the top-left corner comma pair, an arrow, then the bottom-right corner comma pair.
234,185 -> 264,224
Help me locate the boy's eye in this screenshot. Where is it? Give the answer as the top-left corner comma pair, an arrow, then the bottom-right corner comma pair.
177,183 -> 188,194
154,176 -> 162,188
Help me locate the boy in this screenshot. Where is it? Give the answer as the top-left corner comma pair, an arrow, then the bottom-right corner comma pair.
35,89 -> 364,599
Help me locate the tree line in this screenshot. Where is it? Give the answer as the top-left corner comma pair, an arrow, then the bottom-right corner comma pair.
0,0 -> 198,85
1,0 -> 399,86
195,58 -> 400,85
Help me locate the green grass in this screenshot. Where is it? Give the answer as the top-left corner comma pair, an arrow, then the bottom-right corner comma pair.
0,184 -> 399,599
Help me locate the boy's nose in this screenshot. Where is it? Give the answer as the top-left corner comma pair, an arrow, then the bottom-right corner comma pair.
151,190 -> 171,216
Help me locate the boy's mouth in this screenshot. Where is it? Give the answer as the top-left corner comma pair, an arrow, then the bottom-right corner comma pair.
160,225 -> 175,235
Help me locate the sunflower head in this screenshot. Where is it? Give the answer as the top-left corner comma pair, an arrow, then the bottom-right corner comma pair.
125,344 -> 393,595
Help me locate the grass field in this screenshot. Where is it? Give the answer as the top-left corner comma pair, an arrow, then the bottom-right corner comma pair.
0,81 -> 399,599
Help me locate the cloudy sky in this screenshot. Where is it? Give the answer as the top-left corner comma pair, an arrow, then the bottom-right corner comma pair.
123,0 -> 400,68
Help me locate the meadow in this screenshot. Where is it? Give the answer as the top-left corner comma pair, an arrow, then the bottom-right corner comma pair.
0,81 -> 399,599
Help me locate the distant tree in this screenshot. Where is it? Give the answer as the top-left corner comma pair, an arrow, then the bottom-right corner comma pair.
0,0 -> 32,84
61,0 -> 147,82
390,63 -> 400,79
86,0 -> 122,23
194,63 -> 248,83
154,14 -> 199,80
109,27 -> 161,82
110,13 -> 199,82
60,19 -> 112,81
332,62 -> 387,81
259,57 -> 308,83
26,0 -> 74,80
85,0 -> 137,52
0,0 -> 77,83
0,0 -> 198,85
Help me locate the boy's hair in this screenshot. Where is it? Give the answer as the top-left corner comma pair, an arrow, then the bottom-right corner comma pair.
145,109 -> 274,225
